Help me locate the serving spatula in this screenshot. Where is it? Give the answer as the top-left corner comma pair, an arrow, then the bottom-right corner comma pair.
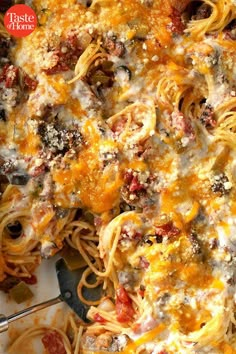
0,258 -> 103,333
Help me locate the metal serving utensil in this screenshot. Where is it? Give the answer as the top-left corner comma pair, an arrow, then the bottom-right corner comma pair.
0,258 -> 102,333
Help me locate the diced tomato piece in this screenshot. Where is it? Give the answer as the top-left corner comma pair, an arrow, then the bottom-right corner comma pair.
44,34 -> 82,75
44,62 -> 69,75
5,66 -> 18,88
23,73 -> 38,90
123,171 -> 145,192
0,64 -> 37,91
169,8 -> 185,34
21,274 -> 37,285
124,171 -> 133,184
94,313 -> 106,323
116,286 -> 135,323
129,176 -> 144,192
116,300 -> 135,322
116,286 -> 130,303
0,64 -> 10,83
155,221 -> 180,237
42,330 -> 66,354
133,231 -> 142,240
0,64 -> 19,88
